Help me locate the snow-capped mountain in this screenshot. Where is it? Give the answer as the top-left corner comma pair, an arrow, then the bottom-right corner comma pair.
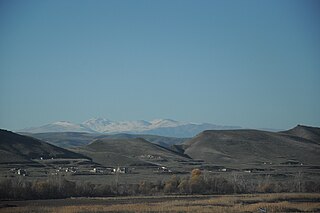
82,118 -> 113,132
19,121 -> 95,133
19,118 -> 241,137
82,118 -> 185,133
150,119 -> 185,128
82,118 -> 151,132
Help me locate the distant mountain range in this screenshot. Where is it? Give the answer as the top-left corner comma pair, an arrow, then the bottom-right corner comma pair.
19,118 -> 241,137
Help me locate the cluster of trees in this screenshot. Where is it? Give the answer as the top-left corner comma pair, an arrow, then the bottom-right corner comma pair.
162,169 -> 320,194
0,169 -> 319,200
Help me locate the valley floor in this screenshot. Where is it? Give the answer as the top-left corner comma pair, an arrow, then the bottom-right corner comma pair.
1,193 -> 320,213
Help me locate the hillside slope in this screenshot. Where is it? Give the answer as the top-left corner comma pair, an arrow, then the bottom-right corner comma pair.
183,126 -> 320,166
0,129 -> 87,163
74,138 -> 191,167
280,125 -> 320,144
94,133 -> 188,148
21,132 -> 99,148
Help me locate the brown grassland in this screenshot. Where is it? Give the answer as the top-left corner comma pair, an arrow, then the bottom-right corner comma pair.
1,193 -> 320,213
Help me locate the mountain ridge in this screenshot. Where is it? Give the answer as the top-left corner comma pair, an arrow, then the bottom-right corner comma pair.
19,118 -> 241,137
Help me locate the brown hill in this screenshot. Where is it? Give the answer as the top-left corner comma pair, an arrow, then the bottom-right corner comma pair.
74,137 -> 191,167
280,125 -> 320,144
182,126 -> 320,166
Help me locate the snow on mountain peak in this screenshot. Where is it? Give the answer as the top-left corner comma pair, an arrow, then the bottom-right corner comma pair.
53,121 -> 77,127
83,117 -> 111,123
150,119 -> 185,127
82,117 -> 113,132
19,117 -> 242,137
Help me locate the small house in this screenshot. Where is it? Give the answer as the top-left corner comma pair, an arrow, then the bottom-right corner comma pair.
17,169 -> 27,176
90,168 -> 97,173
116,167 -> 128,174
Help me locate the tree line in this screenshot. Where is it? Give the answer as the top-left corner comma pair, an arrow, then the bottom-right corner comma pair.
0,169 -> 319,200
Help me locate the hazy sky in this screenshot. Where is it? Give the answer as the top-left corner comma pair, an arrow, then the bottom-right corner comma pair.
1,0 -> 319,130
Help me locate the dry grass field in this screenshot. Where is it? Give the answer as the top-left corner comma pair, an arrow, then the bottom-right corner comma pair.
1,193 -> 320,213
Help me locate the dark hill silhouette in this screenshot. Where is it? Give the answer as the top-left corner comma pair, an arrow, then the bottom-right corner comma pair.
0,129 -> 87,163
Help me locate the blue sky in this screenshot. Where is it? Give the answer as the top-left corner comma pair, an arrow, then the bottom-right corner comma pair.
0,0 -> 319,130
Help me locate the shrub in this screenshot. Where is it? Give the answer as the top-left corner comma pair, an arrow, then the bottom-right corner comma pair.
164,175 -> 180,193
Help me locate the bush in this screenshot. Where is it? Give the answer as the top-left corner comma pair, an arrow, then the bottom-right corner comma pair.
164,175 -> 179,193
178,178 -> 190,194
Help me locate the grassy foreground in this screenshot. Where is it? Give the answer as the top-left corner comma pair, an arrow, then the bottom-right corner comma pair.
1,193 -> 320,213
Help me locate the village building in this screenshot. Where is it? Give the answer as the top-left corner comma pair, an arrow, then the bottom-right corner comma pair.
17,169 -> 27,176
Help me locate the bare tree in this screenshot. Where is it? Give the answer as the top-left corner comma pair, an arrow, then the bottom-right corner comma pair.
294,171 -> 304,192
